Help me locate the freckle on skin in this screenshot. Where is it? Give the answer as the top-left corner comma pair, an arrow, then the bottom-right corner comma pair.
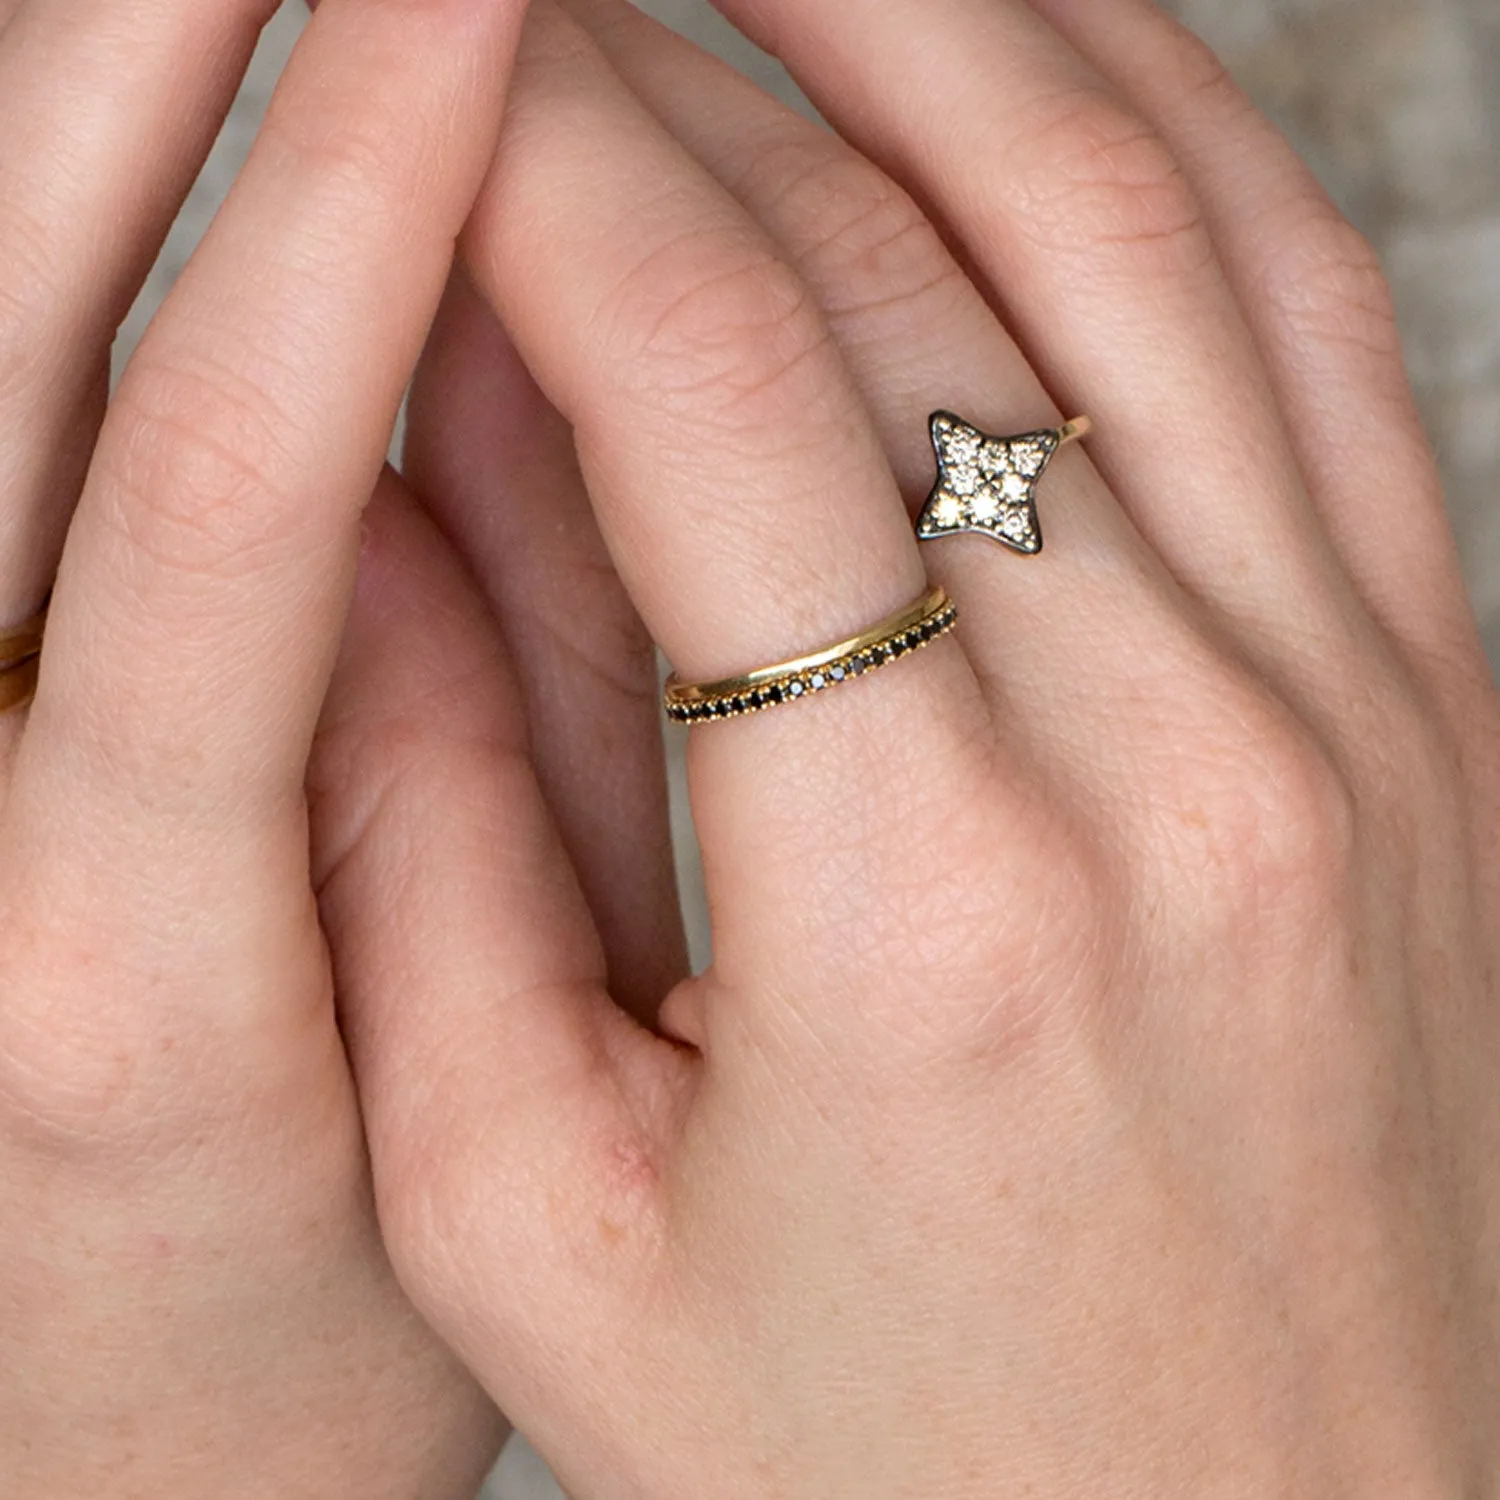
116,1232 -> 176,1265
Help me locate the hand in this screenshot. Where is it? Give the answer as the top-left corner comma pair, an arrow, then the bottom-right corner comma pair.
348,1 -> 1500,1494
0,0 -> 531,1489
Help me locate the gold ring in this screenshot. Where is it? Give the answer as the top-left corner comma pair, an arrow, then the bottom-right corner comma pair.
664,586 -> 958,725
0,608 -> 48,715
918,412 -> 1092,556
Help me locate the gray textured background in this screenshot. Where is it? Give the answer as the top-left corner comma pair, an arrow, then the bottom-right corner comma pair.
114,2 -> 1500,1494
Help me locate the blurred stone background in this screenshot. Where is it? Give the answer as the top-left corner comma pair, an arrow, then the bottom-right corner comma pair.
114,1 -> 1499,1495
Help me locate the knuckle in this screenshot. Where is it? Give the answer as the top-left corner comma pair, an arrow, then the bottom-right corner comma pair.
1156,24 -> 1244,117
960,825 -> 1121,1059
1011,89 -> 1213,278
751,140 -> 964,322
823,774 -> 1122,1071
102,349 -> 304,580
0,871 -> 182,1157
607,230 -> 834,428
372,1120 -> 473,1301
0,1028 -> 123,1154
0,1041 -> 156,1160
1166,697 -> 1357,929
260,104 -> 408,210
1344,678 -> 1459,838
0,871 -> 338,1162
313,667 -> 531,886
373,1042 -> 649,1323
255,9 -> 466,214
1258,204 -> 1402,361
1250,729 -> 1358,892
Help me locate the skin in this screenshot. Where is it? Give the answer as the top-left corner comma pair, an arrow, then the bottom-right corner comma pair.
0,0 -> 527,1490
2,0 -> 1498,1497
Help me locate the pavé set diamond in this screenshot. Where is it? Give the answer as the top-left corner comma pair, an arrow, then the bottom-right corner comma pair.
917,411 -> 1090,556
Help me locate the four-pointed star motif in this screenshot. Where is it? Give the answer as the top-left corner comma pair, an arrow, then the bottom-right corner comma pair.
917,411 -> 1062,556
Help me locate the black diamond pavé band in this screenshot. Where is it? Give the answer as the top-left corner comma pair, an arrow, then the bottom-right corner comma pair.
664,586 -> 958,726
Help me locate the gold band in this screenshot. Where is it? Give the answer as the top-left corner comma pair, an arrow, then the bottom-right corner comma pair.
0,608 -> 48,715
664,586 -> 957,725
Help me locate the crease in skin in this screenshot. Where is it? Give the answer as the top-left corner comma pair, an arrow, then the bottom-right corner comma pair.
546,2 -> 1221,752
1019,0 -> 1486,701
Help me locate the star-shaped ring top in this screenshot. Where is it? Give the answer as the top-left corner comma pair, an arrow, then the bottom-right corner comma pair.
917,412 -> 1091,556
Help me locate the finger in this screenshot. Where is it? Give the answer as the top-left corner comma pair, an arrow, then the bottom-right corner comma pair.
310,465 -> 682,1431
705,0 -> 1386,690
405,269 -> 686,1022
17,0 -> 527,845
0,0 -> 279,625
478,6 -> 926,679
1019,0 -> 1485,685
461,5 -> 1006,939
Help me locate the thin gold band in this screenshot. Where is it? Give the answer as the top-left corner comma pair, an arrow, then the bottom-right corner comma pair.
0,608 -> 48,715
664,586 -> 957,725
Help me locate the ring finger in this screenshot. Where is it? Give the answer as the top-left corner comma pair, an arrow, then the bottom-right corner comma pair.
0,0 -> 279,632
